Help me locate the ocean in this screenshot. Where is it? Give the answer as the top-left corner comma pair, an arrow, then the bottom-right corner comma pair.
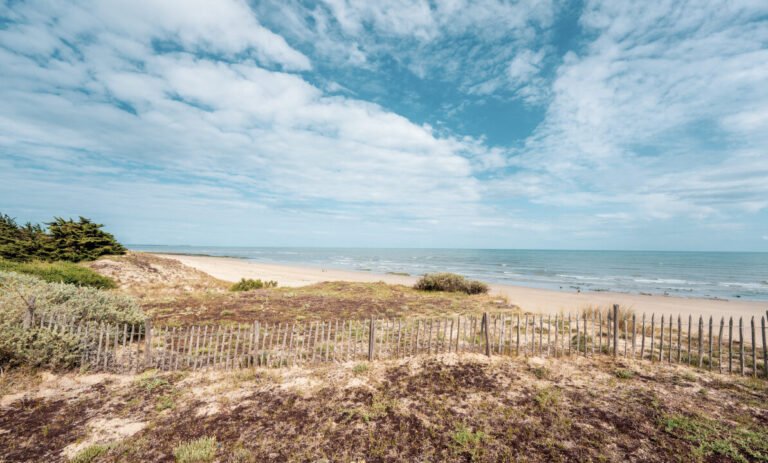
129,246 -> 768,302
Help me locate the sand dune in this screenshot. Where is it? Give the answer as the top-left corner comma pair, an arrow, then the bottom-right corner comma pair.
153,253 -> 767,320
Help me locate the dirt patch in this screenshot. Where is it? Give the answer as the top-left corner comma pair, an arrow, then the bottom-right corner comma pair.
62,417 -> 146,459
3,355 -> 766,462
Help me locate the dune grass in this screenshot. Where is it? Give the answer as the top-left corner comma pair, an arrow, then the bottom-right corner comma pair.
0,259 -> 116,289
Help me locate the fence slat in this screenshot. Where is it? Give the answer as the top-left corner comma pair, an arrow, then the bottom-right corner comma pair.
677,315 -> 682,363
739,317 -> 744,376
708,317 -> 714,370
728,317 -> 733,373
368,318 -> 375,361
762,316 -> 767,379
659,315 -> 664,362
751,317 -> 757,377
718,317 -> 724,373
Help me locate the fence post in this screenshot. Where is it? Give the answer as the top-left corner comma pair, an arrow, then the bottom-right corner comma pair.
22,296 -> 36,329
482,313 -> 491,357
144,319 -> 152,369
368,318 -> 375,361
762,316 -> 767,379
612,304 -> 619,357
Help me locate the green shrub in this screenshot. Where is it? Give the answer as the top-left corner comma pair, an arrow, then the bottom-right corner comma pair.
352,363 -> 369,374
173,436 -> 217,463
451,424 -> 486,460
0,325 -> 82,369
0,271 -> 144,369
0,259 -> 116,289
70,443 -> 110,463
414,273 -> 489,295
0,271 -> 143,325
229,278 -> 278,292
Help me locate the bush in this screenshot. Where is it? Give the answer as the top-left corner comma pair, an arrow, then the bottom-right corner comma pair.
230,278 -> 278,292
0,259 -> 116,289
0,271 -> 145,369
0,271 -> 143,325
0,213 -> 126,262
0,325 -> 82,369
414,273 -> 489,295
173,436 -> 217,463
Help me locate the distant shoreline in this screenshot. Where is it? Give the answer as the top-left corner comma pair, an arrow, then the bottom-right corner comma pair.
147,252 -> 767,320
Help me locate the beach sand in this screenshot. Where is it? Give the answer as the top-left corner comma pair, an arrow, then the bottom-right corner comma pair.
153,253 -> 767,320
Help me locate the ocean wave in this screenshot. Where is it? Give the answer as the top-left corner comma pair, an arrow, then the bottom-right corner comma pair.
718,282 -> 765,289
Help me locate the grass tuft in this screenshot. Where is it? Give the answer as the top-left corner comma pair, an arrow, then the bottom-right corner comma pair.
69,443 -> 109,463
662,413 -> 768,462
173,436 -> 217,463
451,424 -> 486,461
0,259 -> 116,288
614,369 -> 635,379
352,363 -> 369,374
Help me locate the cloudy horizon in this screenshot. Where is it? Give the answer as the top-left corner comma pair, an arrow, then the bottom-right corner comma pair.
1,0 -> 767,251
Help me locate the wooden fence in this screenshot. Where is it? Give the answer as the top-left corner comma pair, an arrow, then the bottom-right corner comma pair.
31,306 -> 768,378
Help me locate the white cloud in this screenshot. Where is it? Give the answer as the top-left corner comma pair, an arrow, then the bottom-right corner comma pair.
495,0 -> 768,222
255,0 -> 557,100
0,0 -> 506,228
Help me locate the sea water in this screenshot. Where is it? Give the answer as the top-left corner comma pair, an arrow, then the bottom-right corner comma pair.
129,246 -> 768,302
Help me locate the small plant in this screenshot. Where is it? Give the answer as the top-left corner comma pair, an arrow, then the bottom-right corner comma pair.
352,363 -> 369,374
135,371 -> 169,392
534,387 -> 561,408
156,395 -> 175,411
414,273 -> 488,295
70,443 -> 110,463
614,369 -> 635,379
451,424 -> 486,460
530,365 -> 551,380
228,446 -> 255,463
173,436 -> 217,463
229,278 -> 278,292
662,413 -> 768,462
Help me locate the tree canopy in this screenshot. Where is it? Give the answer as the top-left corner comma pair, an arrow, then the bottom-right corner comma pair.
0,214 -> 126,262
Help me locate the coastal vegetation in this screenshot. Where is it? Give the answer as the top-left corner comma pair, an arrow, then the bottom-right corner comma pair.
0,259 -> 116,289
414,272 -> 489,295
0,251 -> 765,461
1,355 -> 766,462
230,277 -> 278,292
0,213 -> 125,262
0,271 -> 144,369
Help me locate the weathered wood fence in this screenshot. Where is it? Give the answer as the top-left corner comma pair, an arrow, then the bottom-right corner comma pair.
31,306 -> 768,378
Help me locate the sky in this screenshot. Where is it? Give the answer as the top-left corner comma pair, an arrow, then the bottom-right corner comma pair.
1,0 -> 767,251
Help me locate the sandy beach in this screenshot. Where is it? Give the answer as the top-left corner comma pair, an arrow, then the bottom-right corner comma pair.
153,253 -> 766,320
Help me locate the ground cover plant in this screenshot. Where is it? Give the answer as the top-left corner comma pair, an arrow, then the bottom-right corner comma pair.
1,355 -> 765,462
83,253 -> 515,325
0,259 -> 116,289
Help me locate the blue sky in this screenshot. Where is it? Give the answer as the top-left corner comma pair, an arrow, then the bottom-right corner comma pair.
1,0 -> 767,251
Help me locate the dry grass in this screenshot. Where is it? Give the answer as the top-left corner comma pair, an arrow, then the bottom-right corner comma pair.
86,253 -> 518,325
1,355 -> 766,462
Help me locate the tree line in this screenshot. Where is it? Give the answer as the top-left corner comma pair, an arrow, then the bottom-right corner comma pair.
0,213 -> 126,262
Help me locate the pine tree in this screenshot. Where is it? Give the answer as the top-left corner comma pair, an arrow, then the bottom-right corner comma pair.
0,213 -> 126,262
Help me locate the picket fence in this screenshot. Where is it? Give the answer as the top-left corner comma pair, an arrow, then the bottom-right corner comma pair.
32,305 -> 768,378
